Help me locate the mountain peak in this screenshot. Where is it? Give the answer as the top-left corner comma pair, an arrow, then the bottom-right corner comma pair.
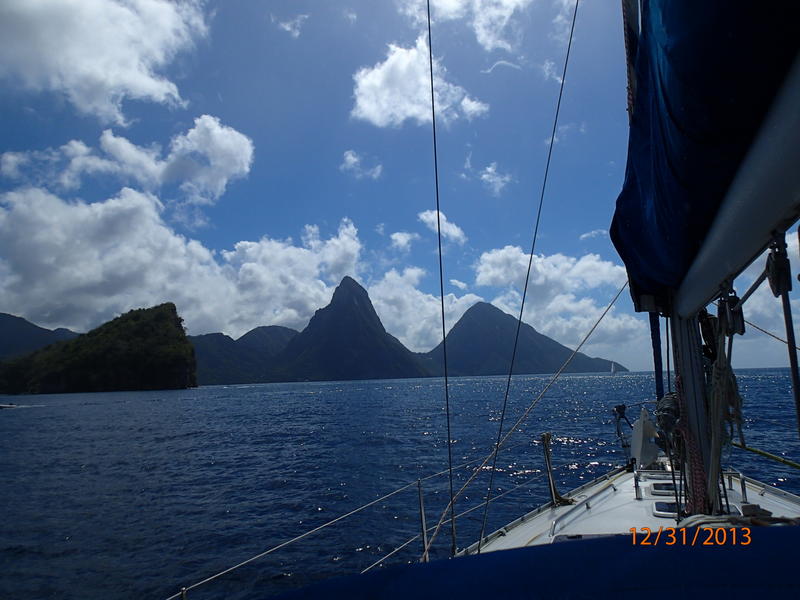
334,275 -> 365,292
466,301 -> 503,314
330,275 -> 370,305
427,301 -> 626,376
462,301 -> 513,322
274,275 -> 428,381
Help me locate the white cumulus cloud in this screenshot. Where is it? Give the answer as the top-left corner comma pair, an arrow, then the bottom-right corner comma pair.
164,115 -> 255,205
480,162 -> 513,196
1,115 -> 254,208
0,0 -> 208,125
476,245 -> 626,291
390,231 -> 421,251
474,245 -> 642,357
0,187 -> 362,338
579,229 -> 608,241
398,0 -> 534,53
418,209 -> 467,245
351,35 -> 488,128
0,152 -> 29,179
339,150 -> 383,180
369,267 -> 482,351
471,0 -> 533,52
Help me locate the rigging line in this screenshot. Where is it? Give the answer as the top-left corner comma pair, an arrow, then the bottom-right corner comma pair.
745,317 -> 800,351
163,480 -> 418,600
711,300 -> 800,351
168,437 -> 545,598
362,470 -> 553,574
732,442 -> 800,469
477,0 -> 580,553
423,280 -> 628,558
421,437 -> 541,482
165,436 -> 558,599
425,0 -> 457,558
360,534 -> 422,574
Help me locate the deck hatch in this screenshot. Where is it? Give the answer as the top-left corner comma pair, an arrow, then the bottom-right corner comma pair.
650,482 -> 680,496
652,501 -> 678,517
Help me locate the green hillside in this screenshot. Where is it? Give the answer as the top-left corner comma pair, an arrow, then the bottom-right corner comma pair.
0,303 -> 196,394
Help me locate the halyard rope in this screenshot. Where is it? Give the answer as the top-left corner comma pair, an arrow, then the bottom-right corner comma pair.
425,0 -> 458,558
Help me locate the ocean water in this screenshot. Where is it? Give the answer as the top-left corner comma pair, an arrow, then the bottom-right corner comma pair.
2,370 -> 799,599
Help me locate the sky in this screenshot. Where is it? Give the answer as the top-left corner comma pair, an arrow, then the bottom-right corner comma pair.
0,0 -> 796,372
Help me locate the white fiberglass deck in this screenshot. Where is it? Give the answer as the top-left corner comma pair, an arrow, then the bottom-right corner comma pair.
462,464 -> 800,554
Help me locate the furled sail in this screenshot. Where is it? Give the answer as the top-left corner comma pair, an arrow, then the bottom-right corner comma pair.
610,0 -> 799,312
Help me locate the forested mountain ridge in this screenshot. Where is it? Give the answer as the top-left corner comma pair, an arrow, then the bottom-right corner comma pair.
0,303 -> 196,394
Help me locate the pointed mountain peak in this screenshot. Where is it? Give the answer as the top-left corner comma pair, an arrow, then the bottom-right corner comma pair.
427,300 -> 626,376
462,301 -> 511,321
275,275 -> 428,381
466,301 -> 502,314
330,275 -> 369,304
336,275 -> 364,291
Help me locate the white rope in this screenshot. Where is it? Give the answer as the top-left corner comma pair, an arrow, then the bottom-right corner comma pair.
423,281 -> 629,557
708,309 -> 745,510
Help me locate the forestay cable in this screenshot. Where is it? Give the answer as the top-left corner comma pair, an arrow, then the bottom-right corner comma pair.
424,280 -> 628,558
425,0 -> 457,557
477,0 -> 580,552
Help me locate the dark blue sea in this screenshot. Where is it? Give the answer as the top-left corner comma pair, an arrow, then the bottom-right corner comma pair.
2,370 -> 799,599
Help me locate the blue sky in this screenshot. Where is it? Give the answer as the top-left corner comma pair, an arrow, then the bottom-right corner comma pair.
0,0 -> 795,371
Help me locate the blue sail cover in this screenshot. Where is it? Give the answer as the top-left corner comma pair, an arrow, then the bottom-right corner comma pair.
610,0 -> 799,311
